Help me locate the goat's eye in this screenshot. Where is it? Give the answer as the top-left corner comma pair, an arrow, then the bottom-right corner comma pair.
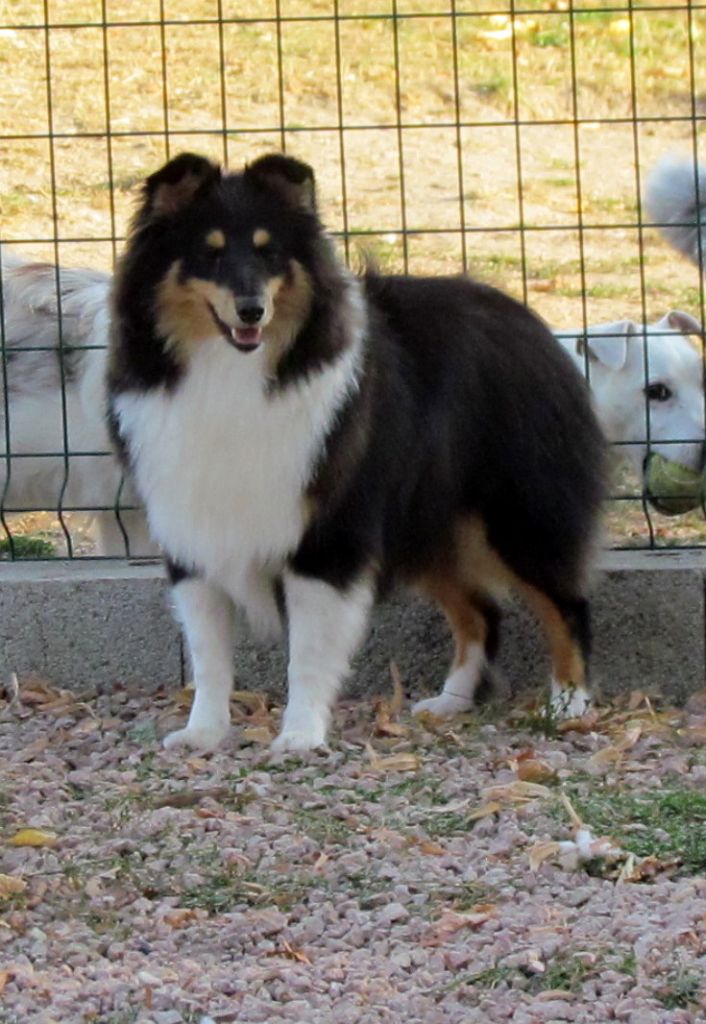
645,382 -> 672,402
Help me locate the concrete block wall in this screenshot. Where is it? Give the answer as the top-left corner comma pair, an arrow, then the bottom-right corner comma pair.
1,550 -> 705,703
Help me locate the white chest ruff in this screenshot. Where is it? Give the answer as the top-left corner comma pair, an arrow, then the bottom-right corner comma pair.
114,342 -> 359,601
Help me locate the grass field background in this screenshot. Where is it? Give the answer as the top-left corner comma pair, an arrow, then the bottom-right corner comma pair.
1,0 -> 706,554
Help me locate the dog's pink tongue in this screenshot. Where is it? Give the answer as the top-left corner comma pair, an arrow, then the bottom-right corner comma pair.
233,327 -> 262,348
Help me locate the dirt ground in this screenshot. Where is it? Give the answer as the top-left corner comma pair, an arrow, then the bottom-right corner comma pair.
1,675 -> 705,1023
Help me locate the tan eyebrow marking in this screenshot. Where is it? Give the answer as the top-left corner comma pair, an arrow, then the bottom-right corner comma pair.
205,228 -> 226,249
253,228 -> 271,248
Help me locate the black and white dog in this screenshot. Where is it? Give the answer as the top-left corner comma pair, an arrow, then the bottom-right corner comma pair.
106,151 -> 606,753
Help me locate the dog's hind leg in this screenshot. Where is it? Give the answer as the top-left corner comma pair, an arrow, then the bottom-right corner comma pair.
273,572 -> 375,753
412,576 -> 501,719
163,577 -> 236,752
520,584 -> 592,718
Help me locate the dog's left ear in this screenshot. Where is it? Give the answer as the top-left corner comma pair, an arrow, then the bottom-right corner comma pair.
245,154 -> 316,213
143,153 -> 222,218
580,320 -> 631,371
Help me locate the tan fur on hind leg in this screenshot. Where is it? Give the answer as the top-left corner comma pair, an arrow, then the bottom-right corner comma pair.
520,584 -> 591,718
412,574 -> 489,719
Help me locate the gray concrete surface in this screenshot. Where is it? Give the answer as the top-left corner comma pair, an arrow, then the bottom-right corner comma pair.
1,550 -> 705,703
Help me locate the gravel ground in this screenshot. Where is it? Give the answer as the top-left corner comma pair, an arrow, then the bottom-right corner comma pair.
1,676 -> 706,1024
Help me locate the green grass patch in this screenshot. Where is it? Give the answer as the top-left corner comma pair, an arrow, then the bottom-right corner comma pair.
656,967 -> 703,1010
0,534 -> 56,559
561,786 -> 706,873
451,949 -> 607,1000
182,870 -> 316,914
291,808 -> 355,846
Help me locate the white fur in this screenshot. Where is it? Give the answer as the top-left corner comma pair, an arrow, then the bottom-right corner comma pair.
412,642 -> 484,718
555,312 -> 705,477
114,335 -> 361,634
115,320 -> 363,751
549,678 -> 592,719
164,578 -> 235,751
273,572 -> 375,751
645,154 -> 706,268
0,253 -> 155,556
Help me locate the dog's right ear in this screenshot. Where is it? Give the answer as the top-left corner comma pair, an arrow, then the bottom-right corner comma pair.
580,320 -> 632,371
142,153 -> 221,219
244,154 -> 317,213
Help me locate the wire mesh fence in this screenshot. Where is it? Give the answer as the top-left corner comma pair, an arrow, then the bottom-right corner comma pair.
1,0 -> 705,559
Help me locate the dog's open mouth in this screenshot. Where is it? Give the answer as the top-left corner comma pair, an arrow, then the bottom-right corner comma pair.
208,303 -> 262,353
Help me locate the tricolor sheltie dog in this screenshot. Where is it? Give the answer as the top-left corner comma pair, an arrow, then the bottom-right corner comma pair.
108,152 -> 607,753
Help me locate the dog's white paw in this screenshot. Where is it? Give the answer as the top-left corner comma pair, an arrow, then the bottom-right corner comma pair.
549,683 -> 592,720
270,724 -> 328,754
412,692 -> 474,719
162,722 -> 230,753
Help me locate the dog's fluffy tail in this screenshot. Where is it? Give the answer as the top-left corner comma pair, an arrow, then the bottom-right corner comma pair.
645,154 -> 706,270
1,249 -> 111,355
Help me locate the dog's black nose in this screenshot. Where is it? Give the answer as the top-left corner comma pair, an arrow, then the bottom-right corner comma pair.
236,301 -> 265,325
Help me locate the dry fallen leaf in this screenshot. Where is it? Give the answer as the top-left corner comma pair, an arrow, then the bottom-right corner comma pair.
587,724 -> 642,771
232,690 -> 269,714
677,724 -> 706,747
617,853 -> 682,884
0,873 -> 27,899
557,708 -> 601,734
414,709 -> 448,734
417,839 -> 446,856
241,725 -> 274,745
425,906 -> 495,945
164,908 -> 200,928
272,940 -> 312,965
365,742 -> 420,773
528,841 -> 562,871
482,780 -> 552,803
7,828 -> 58,848
372,661 -> 408,738
466,800 -> 502,822
389,661 -> 405,716
12,735 -> 51,763
517,758 -> 557,783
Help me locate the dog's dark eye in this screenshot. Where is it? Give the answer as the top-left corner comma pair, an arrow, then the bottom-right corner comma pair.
645,382 -> 672,402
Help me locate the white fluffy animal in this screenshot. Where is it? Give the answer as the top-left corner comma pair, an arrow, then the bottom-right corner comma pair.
0,253 -> 155,556
554,312 -> 705,479
645,153 -> 706,269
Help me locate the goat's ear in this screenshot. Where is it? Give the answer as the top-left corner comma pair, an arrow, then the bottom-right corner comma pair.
582,319 -> 632,370
142,153 -> 221,219
245,153 -> 316,213
667,309 -> 703,337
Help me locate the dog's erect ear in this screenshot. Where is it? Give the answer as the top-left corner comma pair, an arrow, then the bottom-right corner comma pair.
245,154 -> 316,213
581,319 -> 632,371
143,153 -> 221,218
667,310 -> 703,337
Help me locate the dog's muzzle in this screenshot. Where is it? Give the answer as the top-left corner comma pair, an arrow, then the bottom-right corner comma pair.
208,301 -> 263,353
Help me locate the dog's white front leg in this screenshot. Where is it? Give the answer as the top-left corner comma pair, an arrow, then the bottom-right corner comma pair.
272,573 -> 374,753
163,578 -> 235,753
